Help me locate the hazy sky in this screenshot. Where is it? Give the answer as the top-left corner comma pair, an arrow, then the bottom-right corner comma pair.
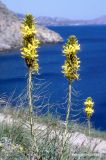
2,0 -> 106,19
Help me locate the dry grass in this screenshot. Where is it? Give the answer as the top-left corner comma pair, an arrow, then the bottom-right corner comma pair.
0,107 -> 106,160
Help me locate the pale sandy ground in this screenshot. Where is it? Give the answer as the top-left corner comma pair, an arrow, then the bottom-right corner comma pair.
0,113 -> 106,158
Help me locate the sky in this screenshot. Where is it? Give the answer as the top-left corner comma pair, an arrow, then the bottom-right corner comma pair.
2,0 -> 106,20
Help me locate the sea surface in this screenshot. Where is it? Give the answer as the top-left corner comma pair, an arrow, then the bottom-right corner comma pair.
0,26 -> 106,130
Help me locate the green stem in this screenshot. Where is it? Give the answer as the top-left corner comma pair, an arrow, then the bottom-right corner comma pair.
88,118 -> 91,136
28,68 -> 33,137
61,81 -> 72,157
28,69 -> 39,155
65,81 -> 72,133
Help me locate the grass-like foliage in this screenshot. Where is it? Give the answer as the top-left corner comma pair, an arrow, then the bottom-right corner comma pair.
0,107 -> 105,160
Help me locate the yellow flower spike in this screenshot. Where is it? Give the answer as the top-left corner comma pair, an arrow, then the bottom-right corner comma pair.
62,36 -> 80,81
84,97 -> 94,108
84,97 -> 94,136
20,14 -> 40,72
63,35 -> 80,56
84,97 -> 94,118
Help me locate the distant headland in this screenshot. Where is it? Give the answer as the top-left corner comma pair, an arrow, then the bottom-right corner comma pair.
17,14 -> 106,26
0,1 -> 63,52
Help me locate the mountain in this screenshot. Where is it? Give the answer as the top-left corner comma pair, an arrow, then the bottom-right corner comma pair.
0,1 -> 63,52
89,15 -> 106,25
17,14 -> 106,26
36,16 -> 106,26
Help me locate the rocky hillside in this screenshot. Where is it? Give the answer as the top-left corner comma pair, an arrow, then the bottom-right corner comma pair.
0,1 -> 63,52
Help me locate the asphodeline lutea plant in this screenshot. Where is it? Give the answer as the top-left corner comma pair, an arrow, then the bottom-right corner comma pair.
62,36 -> 80,132
20,14 -> 40,137
84,97 -> 94,135
61,36 -> 80,153
21,14 -> 40,72
62,36 -> 80,81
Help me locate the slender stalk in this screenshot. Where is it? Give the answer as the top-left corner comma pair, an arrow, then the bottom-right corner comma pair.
28,68 -> 33,137
88,118 -> 91,136
65,81 -> 72,133
61,81 -> 72,159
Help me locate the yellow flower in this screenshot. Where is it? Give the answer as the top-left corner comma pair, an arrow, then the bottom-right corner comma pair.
32,38 -> 40,48
21,43 -> 38,59
21,25 -> 37,37
62,36 -> 80,81
84,97 -> 94,118
62,60 -> 79,80
63,36 -> 80,56
84,97 -> 94,108
20,14 -> 40,72
85,107 -> 94,117
63,44 -> 80,55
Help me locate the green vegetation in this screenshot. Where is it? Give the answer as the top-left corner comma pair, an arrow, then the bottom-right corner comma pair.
0,107 -> 106,160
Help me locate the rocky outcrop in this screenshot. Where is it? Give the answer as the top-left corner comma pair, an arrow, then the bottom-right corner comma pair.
0,1 -> 63,52
36,25 -> 63,43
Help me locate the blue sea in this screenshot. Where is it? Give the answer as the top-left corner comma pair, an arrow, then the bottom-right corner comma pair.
0,26 -> 106,130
